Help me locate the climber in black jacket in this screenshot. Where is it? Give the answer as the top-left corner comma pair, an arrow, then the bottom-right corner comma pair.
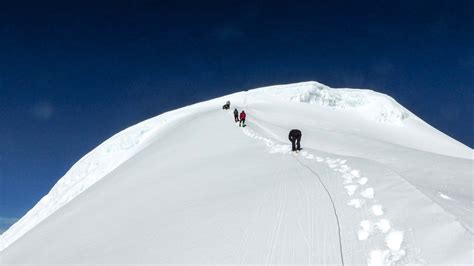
233,108 -> 239,122
288,129 -> 302,152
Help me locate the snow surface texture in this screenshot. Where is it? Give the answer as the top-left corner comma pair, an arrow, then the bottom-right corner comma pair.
1,81 -> 472,265
257,81 -> 411,124
0,98 -> 223,251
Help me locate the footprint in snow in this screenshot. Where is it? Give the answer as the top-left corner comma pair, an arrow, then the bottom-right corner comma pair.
385,230 -> 405,252
344,184 -> 359,196
438,192 -> 453,200
269,145 -> 290,154
347,198 -> 365,208
342,173 -> 355,184
337,164 -> 351,173
368,250 -> 390,265
358,218 -> 395,240
357,177 -> 368,185
375,219 -> 391,233
350,169 -> 361,177
370,204 -> 384,216
325,158 -> 339,164
361,187 -> 375,199
367,230 -> 406,265
357,220 -> 373,240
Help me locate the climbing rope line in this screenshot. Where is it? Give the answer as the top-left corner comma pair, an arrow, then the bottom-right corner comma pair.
295,156 -> 345,266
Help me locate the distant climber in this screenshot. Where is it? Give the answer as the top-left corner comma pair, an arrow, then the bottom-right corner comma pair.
288,129 -> 302,151
233,108 -> 239,122
222,101 -> 230,110
239,110 -> 246,127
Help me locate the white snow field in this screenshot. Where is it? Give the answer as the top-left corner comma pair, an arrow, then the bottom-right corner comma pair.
0,81 -> 472,265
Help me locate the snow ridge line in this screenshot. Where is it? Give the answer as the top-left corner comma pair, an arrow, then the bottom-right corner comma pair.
295,157 -> 346,265
0,102 -> 221,252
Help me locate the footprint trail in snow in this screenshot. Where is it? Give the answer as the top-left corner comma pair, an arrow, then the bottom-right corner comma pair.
240,125 -> 407,266
321,154 -> 406,265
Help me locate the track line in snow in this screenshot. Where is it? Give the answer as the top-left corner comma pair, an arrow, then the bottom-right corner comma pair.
233,109 -> 409,265
280,146 -> 404,263
237,164 -> 285,265
265,180 -> 287,264
325,157 -> 407,265
294,166 -> 315,262
239,124 -> 345,265
295,157 -> 345,266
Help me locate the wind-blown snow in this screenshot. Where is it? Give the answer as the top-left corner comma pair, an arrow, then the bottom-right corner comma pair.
1,81 -> 472,265
256,81 -> 411,124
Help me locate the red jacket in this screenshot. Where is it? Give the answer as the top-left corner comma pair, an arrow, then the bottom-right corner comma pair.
240,111 -> 246,120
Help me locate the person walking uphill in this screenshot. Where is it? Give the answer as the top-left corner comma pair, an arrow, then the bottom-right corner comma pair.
289,129 -> 302,151
233,108 -> 239,122
239,110 -> 246,127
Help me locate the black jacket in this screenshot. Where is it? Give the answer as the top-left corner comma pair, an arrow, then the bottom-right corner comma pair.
289,129 -> 302,140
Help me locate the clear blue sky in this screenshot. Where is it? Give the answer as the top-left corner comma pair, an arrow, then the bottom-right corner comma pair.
0,0 -> 473,232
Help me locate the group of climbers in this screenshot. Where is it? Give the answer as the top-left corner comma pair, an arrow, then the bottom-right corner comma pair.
223,101 -> 302,151
233,108 -> 246,127
225,101 -> 246,127
224,101 -> 245,127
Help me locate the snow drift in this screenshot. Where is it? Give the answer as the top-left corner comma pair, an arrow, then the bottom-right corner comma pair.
256,81 -> 411,124
0,81 -> 472,265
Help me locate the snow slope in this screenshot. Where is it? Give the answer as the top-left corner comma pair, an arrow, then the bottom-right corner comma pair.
1,81 -> 472,265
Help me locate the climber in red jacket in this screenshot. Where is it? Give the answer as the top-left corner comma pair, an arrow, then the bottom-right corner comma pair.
239,111 -> 246,127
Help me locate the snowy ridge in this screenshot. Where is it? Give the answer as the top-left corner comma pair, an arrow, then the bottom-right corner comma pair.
0,95 -> 230,251
1,81 -> 472,265
0,112 -> 166,251
255,81 -> 412,124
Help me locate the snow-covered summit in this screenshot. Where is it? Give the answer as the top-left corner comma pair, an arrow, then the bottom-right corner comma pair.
253,81 -> 411,124
1,81 -> 472,265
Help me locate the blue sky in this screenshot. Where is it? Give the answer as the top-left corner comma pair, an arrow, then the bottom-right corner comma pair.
0,0 -> 473,232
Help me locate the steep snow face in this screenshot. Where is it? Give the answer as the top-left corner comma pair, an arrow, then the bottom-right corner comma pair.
0,81 -> 472,265
0,93 -> 235,252
255,81 -> 411,124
